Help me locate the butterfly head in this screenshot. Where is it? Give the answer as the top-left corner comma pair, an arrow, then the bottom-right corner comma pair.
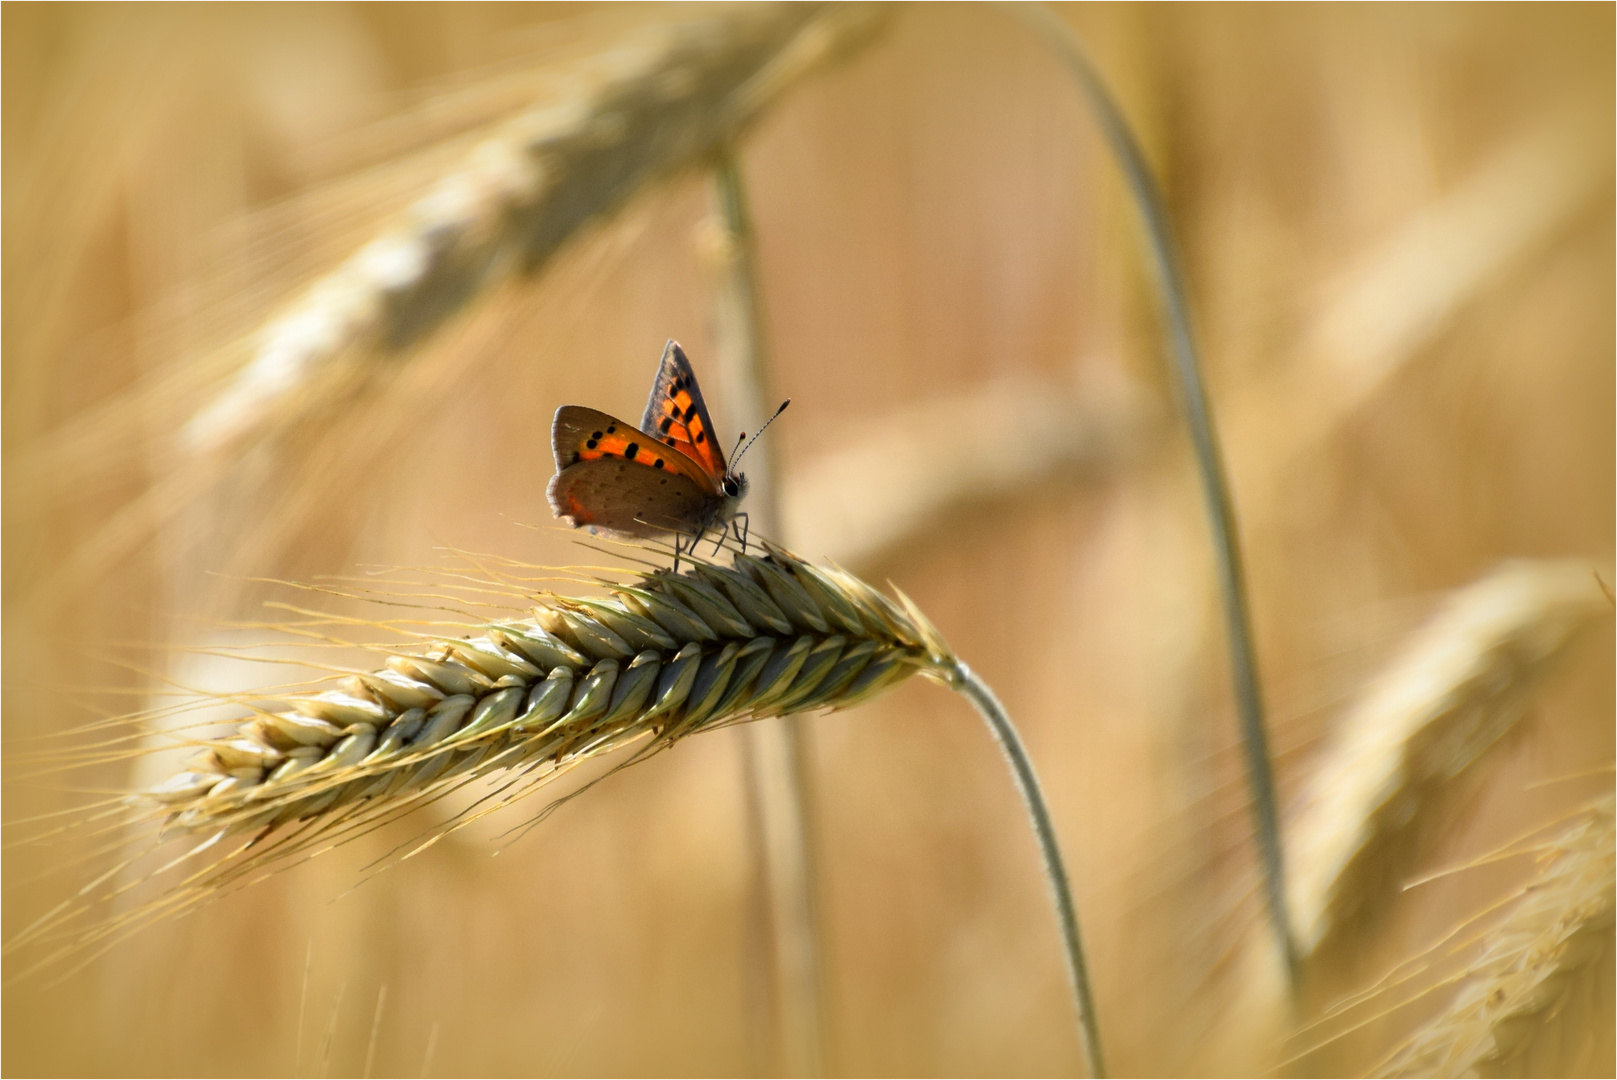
714,470 -> 748,524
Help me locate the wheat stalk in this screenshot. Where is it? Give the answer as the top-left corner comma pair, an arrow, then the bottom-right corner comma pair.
1011,3 -> 1300,983
1378,797 -> 1615,1078
1288,560 -> 1611,976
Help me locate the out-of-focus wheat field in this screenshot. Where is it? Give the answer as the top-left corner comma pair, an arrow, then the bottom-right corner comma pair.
4,4 -> 1612,1076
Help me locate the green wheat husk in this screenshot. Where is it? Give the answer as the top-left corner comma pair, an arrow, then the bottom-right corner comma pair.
133,545 -> 947,844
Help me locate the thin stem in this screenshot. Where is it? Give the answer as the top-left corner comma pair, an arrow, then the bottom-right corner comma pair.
1010,2 -> 1300,985
712,147 -> 828,1076
950,660 -> 1106,1078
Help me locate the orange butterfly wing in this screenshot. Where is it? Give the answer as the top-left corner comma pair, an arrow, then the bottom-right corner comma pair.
550,406 -> 717,492
639,341 -> 728,480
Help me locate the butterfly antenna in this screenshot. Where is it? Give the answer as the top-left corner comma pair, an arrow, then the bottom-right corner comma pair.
731,399 -> 790,468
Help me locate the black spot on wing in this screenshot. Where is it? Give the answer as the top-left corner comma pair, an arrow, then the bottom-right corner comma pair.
625,443 -> 639,460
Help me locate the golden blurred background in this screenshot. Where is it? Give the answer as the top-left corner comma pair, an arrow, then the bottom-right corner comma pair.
4,3 -> 1612,1076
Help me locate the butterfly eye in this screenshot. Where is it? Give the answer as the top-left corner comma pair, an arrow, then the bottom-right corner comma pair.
722,477 -> 740,497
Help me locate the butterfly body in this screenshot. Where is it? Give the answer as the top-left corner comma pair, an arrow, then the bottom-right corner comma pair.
548,342 -> 750,546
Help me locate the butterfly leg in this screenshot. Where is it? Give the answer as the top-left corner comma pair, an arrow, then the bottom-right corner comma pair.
733,512 -> 750,554
671,532 -> 685,574
680,523 -> 708,573
709,519 -> 731,556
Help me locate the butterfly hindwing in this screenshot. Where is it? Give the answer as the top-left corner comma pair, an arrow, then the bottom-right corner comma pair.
639,341 -> 727,479
547,457 -> 719,540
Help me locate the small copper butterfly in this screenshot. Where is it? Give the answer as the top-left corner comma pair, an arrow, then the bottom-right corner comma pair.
548,340 -> 786,561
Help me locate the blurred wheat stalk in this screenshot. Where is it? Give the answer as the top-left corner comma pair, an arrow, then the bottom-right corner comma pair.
707,150 -> 830,1076
1201,559 -> 1614,1080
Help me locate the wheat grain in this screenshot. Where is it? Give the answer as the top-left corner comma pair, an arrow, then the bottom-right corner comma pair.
1288,560 -> 1611,975
1378,797 -> 1615,1078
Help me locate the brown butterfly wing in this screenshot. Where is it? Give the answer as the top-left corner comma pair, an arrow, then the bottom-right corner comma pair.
639,341 -> 728,479
547,458 -> 720,540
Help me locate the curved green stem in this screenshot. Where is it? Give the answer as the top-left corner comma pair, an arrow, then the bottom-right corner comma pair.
1009,2 -> 1300,986
950,660 -> 1106,1078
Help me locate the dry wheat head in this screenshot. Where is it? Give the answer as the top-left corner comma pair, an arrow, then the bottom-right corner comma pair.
1288,560 -> 1610,975
1379,797 -> 1614,1078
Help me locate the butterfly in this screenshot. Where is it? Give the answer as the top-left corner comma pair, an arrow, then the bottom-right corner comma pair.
548,340 -> 786,562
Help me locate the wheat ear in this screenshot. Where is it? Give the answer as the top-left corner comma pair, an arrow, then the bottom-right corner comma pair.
1288,560 -> 1610,975
133,548 -> 941,843
28,544 -> 1105,1073
1378,797 -> 1614,1077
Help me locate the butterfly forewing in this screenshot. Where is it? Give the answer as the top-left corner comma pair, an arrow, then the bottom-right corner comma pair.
639,341 -> 727,479
551,406 -> 717,492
